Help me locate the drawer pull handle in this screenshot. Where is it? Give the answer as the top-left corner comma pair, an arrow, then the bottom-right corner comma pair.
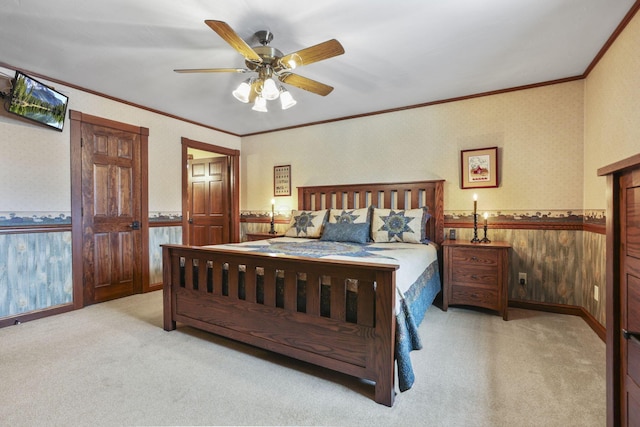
471,256 -> 478,261
471,275 -> 478,280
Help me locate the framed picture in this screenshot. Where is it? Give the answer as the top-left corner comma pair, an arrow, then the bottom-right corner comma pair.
460,147 -> 499,189
274,165 -> 291,196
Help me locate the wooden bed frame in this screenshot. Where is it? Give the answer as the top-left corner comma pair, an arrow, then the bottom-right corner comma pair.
163,180 -> 444,406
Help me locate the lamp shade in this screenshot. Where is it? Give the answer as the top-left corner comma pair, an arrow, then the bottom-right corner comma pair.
252,95 -> 268,112
262,78 -> 280,100
279,90 -> 297,110
232,80 -> 251,103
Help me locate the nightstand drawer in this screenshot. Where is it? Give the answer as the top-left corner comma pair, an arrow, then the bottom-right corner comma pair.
451,265 -> 498,287
451,285 -> 499,311
450,247 -> 498,267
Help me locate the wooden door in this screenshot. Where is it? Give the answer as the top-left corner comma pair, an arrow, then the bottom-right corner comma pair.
621,168 -> 640,426
80,122 -> 143,304
187,156 -> 230,246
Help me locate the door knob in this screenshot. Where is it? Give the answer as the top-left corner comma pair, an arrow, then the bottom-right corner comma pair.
129,220 -> 141,230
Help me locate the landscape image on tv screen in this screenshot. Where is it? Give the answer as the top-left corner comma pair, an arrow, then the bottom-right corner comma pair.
8,72 -> 68,131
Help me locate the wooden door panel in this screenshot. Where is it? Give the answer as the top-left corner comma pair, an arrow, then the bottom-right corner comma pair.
628,287 -> 640,399
81,122 -> 141,304
192,181 -> 206,215
192,225 -> 207,246
209,226 -> 223,244
191,162 -> 206,177
623,171 -> 640,426
210,180 -> 223,215
628,187 -> 640,259
94,164 -> 110,215
628,378 -> 640,427
187,156 -> 230,246
118,166 -> 133,216
118,231 -> 134,280
94,233 -> 112,286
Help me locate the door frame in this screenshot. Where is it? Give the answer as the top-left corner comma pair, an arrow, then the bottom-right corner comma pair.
599,152 -> 640,427
181,137 -> 240,243
70,110 -> 150,309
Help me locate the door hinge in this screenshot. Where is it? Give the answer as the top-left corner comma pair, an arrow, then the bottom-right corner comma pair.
80,137 -> 83,147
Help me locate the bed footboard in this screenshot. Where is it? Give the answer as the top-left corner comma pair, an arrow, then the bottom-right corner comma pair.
162,244 -> 399,406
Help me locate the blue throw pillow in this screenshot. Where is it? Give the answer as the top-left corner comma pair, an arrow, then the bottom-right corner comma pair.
320,222 -> 370,244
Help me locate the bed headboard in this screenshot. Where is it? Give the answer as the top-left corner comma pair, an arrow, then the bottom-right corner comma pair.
297,180 -> 445,244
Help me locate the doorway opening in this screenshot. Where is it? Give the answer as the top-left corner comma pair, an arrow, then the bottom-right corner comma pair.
181,137 -> 240,245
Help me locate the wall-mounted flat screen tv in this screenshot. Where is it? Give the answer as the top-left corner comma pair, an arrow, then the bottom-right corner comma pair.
7,71 -> 69,131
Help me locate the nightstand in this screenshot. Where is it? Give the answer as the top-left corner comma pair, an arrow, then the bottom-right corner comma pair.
442,239 -> 511,320
246,232 -> 284,241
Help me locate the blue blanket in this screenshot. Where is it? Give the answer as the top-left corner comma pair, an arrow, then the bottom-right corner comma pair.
395,260 -> 441,391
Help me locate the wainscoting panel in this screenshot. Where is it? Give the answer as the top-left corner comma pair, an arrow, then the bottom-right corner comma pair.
149,226 -> 182,285
0,231 -> 73,318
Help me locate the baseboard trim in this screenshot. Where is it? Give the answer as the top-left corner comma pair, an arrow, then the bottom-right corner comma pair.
0,303 -> 75,329
509,299 -> 605,342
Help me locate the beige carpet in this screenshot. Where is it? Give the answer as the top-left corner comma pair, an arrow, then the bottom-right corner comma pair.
0,291 -> 605,426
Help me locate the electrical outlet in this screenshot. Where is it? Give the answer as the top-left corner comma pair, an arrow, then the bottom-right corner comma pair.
519,272 -> 527,286
594,285 -> 599,302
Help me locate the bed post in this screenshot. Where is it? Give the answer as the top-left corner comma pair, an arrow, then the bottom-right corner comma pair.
162,246 -> 176,331
373,269 -> 396,407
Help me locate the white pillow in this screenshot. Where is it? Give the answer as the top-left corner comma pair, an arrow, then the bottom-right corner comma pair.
371,208 -> 428,243
284,210 -> 328,238
328,207 -> 371,224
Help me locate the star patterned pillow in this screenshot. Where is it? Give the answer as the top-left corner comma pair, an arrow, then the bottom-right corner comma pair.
328,207 -> 371,224
371,207 -> 429,243
284,209 -> 328,238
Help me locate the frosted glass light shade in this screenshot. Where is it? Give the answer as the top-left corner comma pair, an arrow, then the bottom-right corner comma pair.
262,78 -> 279,100
279,90 -> 297,110
232,81 -> 251,103
252,95 -> 268,112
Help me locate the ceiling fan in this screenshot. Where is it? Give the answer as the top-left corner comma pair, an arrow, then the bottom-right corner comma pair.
174,20 -> 345,111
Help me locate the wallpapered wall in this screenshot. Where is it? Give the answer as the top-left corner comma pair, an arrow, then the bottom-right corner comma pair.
583,11 -> 640,210
240,80 -> 585,214
0,66 -> 240,214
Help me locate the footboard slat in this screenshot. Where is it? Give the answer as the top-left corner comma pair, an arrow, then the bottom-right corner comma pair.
306,272 -> 321,316
212,260 -> 225,296
283,270 -> 297,311
329,276 -> 346,322
184,256 -> 194,290
263,268 -> 276,307
358,281 -> 375,328
245,262 -> 257,303
227,262 -> 239,300
197,259 -> 207,292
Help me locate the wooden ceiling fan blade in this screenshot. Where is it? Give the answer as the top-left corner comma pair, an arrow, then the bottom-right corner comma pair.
279,73 -> 334,96
174,68 -> 248,73
205,20 -> 262,63
279,39 -> 344,69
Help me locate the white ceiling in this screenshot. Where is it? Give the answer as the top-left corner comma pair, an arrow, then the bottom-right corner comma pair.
0,0 -> 636,136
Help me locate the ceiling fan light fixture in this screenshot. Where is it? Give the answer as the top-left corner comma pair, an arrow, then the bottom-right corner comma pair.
178,21 -> 345,113
262,77 -> 280,100
232,79 -> 252,103
252,95 -> 268,112
279,88 -> 297,110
